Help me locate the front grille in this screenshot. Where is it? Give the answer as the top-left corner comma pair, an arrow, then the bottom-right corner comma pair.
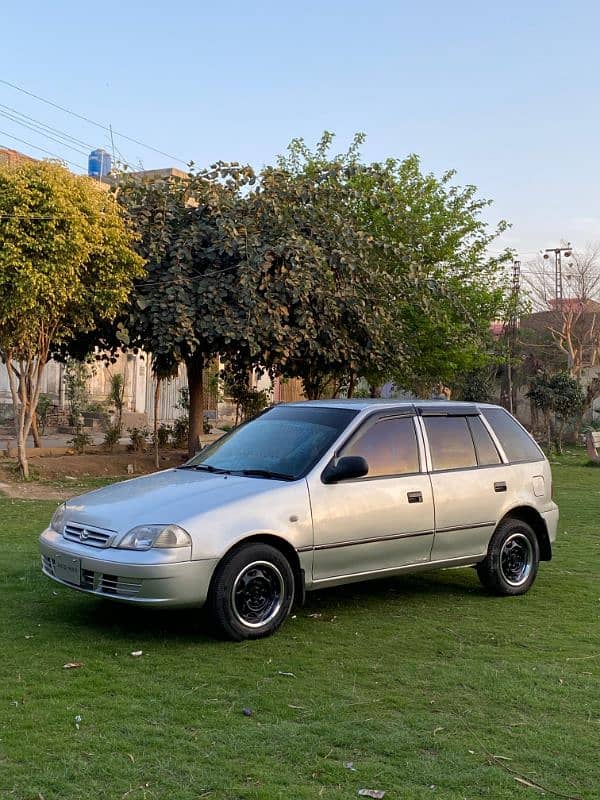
82,570 -> 141,597
63,523 -> 113,548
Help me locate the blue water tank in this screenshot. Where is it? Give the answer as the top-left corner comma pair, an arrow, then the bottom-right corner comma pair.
88,148 -> 112,178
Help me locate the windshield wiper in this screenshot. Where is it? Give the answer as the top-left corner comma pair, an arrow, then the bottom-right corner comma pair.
234,469 -> 295,481
177,464 -> 231,474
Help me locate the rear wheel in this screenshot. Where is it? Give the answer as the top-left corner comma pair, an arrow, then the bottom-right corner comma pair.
477,518 -> 539,595
208,543 -> 295,640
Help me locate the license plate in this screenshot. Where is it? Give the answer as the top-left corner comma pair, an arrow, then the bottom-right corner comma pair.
54,555 -> 81,585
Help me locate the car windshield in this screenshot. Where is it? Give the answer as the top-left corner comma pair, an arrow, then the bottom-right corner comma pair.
182,405 -> 358,480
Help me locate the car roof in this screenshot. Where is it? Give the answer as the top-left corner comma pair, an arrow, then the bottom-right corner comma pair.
282,399 -> 502,412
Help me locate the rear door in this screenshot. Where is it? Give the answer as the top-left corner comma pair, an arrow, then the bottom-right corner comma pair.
308,412 -> 435,582
418,410 -> 512,562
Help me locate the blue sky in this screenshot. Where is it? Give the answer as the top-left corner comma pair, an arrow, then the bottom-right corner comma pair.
1,0 -> 598,257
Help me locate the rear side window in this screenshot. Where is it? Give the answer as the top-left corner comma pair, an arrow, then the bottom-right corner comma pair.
424,416 -> 477,471
481,408 -> 543,463
342,416 -> 420,477
468,416 -> 502,466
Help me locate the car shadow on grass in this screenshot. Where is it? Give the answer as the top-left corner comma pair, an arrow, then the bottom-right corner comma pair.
41,594 -> 218,643
41,567 -> 486,642
303,567 -> 485,610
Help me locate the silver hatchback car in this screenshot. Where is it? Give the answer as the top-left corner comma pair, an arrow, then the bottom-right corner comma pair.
39,400 -> 559,640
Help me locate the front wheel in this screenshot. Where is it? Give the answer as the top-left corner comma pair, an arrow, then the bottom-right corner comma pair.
208,543 -> 295,640
477,518 -> 540,596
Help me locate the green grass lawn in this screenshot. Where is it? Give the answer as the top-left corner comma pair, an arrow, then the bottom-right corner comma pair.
0,453 -> 598,800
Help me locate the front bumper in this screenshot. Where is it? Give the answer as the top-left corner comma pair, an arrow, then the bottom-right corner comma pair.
39,529 -> 218,607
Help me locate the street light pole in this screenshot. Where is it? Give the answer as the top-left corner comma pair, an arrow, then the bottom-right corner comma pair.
506,259 -> 521,415
544,244 -> 572,311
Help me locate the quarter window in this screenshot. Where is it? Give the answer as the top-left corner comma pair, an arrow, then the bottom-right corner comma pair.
342,416 -> 420,478
481,408 -> 543,463
468,416 -> 502,466
424,416 -> 477,471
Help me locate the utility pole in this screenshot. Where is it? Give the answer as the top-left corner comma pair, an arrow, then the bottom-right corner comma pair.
506,259 -> 521,414
544,244 -> 572,311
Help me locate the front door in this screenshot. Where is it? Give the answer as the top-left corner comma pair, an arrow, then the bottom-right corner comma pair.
307,414 -> 435,583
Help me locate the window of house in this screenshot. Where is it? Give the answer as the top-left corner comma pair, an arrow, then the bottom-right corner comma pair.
424,416 -> 477,471
342,416 -> 420,478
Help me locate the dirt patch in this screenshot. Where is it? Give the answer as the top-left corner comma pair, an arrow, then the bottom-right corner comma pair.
0,449 -> 189,501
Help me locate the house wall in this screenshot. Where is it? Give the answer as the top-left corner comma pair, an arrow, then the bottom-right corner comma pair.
0,352 -> 147,416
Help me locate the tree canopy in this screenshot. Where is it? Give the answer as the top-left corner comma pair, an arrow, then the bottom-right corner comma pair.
0,160 -> 144,475
66,133 -> 512,453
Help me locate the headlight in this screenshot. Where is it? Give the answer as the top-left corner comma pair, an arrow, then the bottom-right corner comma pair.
50,503 -> 66,534
116,524 -> 191,551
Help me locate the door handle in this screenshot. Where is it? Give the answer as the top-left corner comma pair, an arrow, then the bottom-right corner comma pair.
494,481 -> 507,492
407,491 -> 423,503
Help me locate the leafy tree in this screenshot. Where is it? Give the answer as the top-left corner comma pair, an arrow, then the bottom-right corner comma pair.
347,152 -> 510,393
0,161 -> 143,476
247,135 -> 509,398
113,135 -> 510,453
117,164 -> 261,454
244,134 -> 397,398
526,371 -> 585,452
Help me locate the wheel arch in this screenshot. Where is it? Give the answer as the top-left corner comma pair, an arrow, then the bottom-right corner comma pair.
209,533 -> 305,603
499,506 -> 552,561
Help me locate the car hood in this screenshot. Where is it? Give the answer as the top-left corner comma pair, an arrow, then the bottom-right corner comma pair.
63,469 -> 287,534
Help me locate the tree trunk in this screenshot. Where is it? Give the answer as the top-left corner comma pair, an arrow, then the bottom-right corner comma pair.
186,351 -> 204,457
347,373 -> 356,399
545,411 -> 552,450
17,434 -> 28,479
153,379 -> 161,470
302,374 -> 325,400
31,412 -> 41,448
556,419 -> 565,454
22,373 -> 42,448
5,356 -> 29,478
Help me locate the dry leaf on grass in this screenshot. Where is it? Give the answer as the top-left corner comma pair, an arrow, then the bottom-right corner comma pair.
63,662 -> 83,669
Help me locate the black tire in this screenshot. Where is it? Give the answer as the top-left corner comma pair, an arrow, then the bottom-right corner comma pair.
208,542 -> 295,641
476,518 -> 540,596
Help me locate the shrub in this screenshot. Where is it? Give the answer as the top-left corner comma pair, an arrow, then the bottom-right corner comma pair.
127,426 -> 149,452
109,373 -> 125,432
68,431 -> 93,454
64,359 -> 93,426
36,394 -> 53,435
154,423 -> 172,449
172,417 -> 189,449
103,425 -> 121,453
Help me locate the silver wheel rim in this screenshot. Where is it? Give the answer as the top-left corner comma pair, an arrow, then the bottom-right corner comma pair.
231,560 -> 285,629
500,532 -> 533,587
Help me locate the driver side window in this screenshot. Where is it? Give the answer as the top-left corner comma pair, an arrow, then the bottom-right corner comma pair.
341,416 -> 420,478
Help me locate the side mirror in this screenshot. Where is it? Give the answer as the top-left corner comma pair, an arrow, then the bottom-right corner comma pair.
322,456 -> 369,484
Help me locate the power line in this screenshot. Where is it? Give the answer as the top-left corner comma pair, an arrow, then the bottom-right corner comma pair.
0,214 -> 67,220
0,128 -> 86,170
0,78 -> 188,166
0,109 -> 90,157
0,101 -> 96,150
